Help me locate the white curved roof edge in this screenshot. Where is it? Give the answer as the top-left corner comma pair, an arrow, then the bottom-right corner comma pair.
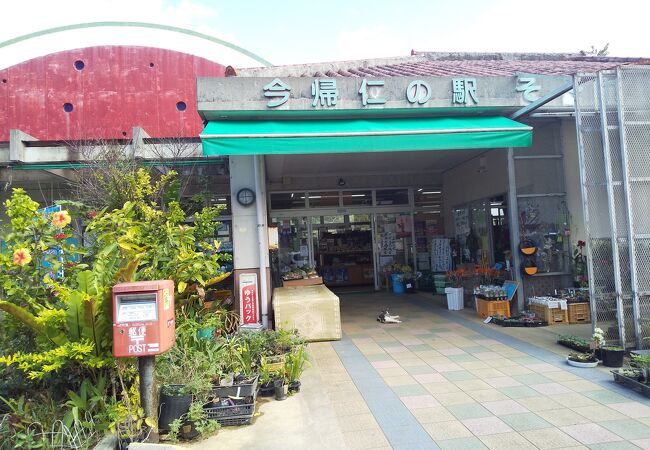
0,26 -> 269,71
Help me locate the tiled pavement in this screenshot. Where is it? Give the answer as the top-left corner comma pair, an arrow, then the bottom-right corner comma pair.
193,292 -> 650,449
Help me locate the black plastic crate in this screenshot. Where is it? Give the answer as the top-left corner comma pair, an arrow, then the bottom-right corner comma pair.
204,400 -> 255,420
211,375 -> 258,399
612,370 -> 650,398
216,415 -> 253,426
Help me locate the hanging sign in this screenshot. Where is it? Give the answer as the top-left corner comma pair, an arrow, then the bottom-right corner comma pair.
239,273 -> 259,325
380,231 -> 396,256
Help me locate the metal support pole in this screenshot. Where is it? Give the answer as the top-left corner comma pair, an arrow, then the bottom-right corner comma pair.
138,355 -> 158,441
616,67 -> 642,348
506,147 -> 524,312
573,74 -> 598,336
597,72 -> 627,347
253,155 -> 269,329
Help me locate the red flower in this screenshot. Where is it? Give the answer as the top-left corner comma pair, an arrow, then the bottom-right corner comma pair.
87,210 -> 97,219
65,262 -> 76,268
54,233 -> 67,241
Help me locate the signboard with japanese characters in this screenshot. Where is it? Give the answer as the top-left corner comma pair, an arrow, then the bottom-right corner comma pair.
380,231 -> 397,256
198,74 -> 572,116
239,273 -> 259,326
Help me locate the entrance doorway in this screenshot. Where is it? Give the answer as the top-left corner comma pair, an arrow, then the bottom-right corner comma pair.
313,214 -> 374,289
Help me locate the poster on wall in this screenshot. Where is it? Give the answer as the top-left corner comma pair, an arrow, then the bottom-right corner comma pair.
396,214 -> 412,238
380,231 -> 396,256
431,238 -> 452,272
454,209 -> 470,237
239,273 -> 259,326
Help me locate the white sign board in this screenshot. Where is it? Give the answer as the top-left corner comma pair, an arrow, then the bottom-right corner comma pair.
116,294 -> 158,323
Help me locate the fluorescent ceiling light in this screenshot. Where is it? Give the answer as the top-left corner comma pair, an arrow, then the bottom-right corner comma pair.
422,191 -> 442,194
351,194 -> 365,197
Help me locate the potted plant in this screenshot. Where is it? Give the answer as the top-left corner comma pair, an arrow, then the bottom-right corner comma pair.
273,375 -> 288,401
257,360 -> 275,397
601,346 -> 625,368
567,351 -> 599,368
389,263 -> 412,294
166,400 -> 220,442
566,328 -> 603,368
285,344 -> 310,393
573,240 -> 589,288
444,268 -> 465,310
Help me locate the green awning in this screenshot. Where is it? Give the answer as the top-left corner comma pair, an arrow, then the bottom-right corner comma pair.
200,116 -> 532,156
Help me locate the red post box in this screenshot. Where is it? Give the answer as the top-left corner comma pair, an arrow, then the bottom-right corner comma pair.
112,280 -> 175,358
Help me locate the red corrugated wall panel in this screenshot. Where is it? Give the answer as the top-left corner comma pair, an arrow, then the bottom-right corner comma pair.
0,46 -> 226,140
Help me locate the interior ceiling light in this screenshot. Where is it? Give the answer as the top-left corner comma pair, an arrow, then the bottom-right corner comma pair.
422,191 -> 442,194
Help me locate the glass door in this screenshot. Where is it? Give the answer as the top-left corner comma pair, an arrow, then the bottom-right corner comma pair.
375,213 -> 415,289
312,215 -> 374,288
272,217 -> 311,277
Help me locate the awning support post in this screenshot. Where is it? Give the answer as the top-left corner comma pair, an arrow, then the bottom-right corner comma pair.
507,146 -> 524,312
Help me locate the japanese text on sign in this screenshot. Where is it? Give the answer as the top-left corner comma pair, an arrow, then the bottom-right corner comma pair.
239,273 -> 259,325
259,77 -> 549,108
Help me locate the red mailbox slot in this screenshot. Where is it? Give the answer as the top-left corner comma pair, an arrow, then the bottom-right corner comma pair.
112,280 -> 175,358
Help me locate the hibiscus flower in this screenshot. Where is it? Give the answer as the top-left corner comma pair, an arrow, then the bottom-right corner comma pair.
51,210 -> 72,228
12,248 -> 32,266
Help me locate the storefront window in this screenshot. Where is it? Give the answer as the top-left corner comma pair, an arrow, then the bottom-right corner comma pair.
414,189 -> 442,208
270,193 -> 305,210
306,191 -> 340,207
375,189 -> 409,206
518,196 -> 570,273
342,190 -> 372,206
209,195 -> 231,216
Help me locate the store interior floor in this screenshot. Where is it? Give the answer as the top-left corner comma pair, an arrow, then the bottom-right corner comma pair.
192,292 -> 650,450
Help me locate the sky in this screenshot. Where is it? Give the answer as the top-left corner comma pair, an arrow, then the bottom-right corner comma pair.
1,0 -> 649,68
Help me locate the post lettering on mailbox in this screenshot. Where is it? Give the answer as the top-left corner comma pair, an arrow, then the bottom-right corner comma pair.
239,273 -> 259,325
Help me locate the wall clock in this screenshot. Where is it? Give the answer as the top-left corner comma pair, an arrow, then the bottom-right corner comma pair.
236,188 -> 256,206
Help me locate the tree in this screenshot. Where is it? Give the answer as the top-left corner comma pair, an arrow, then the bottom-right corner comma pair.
580,43 -> 610,56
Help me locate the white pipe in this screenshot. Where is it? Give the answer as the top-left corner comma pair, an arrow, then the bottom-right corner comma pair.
253,154 -> 269,329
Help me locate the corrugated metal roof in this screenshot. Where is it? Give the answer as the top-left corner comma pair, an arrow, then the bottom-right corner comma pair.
235,52 -> 650,78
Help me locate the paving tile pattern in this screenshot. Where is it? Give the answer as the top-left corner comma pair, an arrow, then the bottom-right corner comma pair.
332,293 -> 650,449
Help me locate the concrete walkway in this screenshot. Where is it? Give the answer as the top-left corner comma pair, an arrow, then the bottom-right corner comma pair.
190,292 -> 650,449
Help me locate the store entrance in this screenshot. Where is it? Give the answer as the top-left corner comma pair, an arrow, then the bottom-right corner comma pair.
313,214 -> 374,289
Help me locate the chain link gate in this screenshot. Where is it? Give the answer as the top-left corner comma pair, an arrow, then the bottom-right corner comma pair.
575,66 -> 650,348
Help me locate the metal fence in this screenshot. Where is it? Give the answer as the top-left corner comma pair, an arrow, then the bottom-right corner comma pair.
575,66 -> 650,348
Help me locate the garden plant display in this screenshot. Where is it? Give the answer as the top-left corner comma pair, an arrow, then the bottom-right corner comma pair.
0,169 -> 233,448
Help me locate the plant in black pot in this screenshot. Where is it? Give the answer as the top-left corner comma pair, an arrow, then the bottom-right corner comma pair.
257,359 -> 275,397
166,400 -> 220,443
601,346 -> 625,368
285,344 -> 310,394
156,316 -> 221,432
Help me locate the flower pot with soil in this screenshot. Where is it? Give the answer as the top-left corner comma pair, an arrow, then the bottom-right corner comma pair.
288,380 -> 301,393
601,346 -> 625,368
273,378 -> 287,401
567,351 -> 599,368
159,385 -> 193,431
